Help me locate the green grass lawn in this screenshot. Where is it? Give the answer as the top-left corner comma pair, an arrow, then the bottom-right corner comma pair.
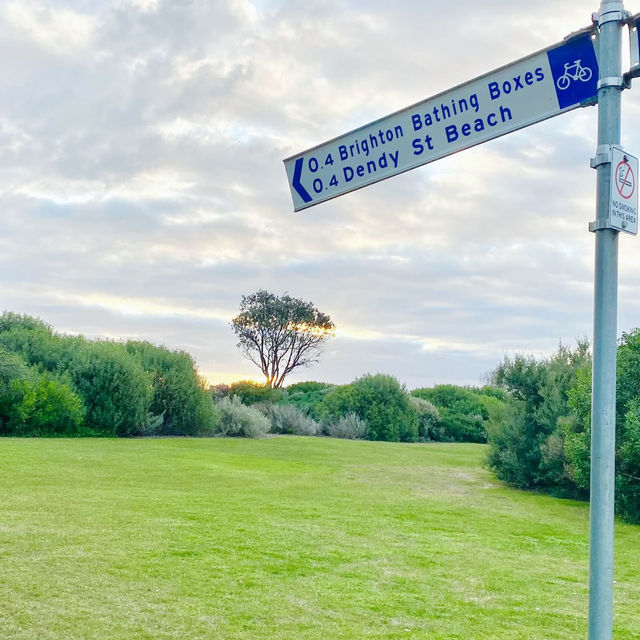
0,437 -> 638,639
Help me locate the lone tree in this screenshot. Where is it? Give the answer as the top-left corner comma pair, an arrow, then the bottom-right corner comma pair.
231,290 -> 335,388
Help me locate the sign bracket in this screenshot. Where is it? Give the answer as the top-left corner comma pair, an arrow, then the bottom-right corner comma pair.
625,15 -> 640,81
590,144 -> 614,168
597,75 -> 629,89
589,145 -> 616,233
593,3 -> 630,24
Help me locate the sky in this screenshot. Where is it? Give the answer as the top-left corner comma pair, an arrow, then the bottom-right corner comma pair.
2,0 -> 640,390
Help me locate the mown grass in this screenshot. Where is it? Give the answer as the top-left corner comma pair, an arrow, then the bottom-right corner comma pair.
0,437 -> 638,639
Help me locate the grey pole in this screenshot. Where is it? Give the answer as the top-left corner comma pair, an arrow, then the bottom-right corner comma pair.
589,1 -> 625,638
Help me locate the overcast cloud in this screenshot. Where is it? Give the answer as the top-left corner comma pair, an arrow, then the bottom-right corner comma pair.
2,0 -> 640,389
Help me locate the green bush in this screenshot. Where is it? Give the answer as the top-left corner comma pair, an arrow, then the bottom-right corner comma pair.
320,374 -> 418,442
324,412 -> 367,440
229,380 -> 283,405
126,341 -> 215,436
617,399 -> 640,523
477,387 -> 509,435
281,381 -> 335,420
317,383 -> 357,424
215,396 -> 270,438
64,339 -> 152,437
0,316 -> 152,437
15,373 -> 85,436
411,385 -> 488,443
0,348 -> 36,435
562,331 -> 640,523
486,342 -> 590,491
485,401 -> 538,489
0,348 -> 85,437
0,313 -> 65,373
407,396 -> 440,441
0,312 -> 220,439
263,404 -> 319,436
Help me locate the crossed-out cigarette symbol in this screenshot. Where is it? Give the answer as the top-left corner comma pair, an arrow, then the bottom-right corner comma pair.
616,160 -> 635,200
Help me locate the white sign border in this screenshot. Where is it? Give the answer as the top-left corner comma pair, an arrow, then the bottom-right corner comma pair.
609,145 -> 638,235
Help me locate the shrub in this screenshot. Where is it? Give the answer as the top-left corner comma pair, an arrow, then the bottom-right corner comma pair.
0,347 -> 32,429
0,317 -> 152,436
486,342 -> 591,490
0,312 -> 220,439
191,401 -> 222,438
281,381 -> 335,420
264,404 -> 319,436
617,399 -> 640,523
317,383 -> 357,424
229,380 -> 283,405
0,313 -> 64,373
65,339 -> 153,437
16,373 -> 85,436
285,381 -> 332,394
411,385 -> 489,443
126,341 -> 215,436
563,332 -> 640,523
484,401 -> 533,488
324,413 -> 367,439
408,396 -> 440,441
320,374 -> 418,442
210,384 -> 230,399
215,396 -> 270,438
0,349 -> 85,437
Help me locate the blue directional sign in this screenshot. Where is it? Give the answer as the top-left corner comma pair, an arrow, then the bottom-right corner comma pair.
285,30 -> 599,211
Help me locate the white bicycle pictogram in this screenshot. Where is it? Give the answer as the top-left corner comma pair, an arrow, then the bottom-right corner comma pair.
556,59 -> 593,90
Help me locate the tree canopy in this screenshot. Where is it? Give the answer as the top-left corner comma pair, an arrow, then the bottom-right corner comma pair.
231,290 -> 335,388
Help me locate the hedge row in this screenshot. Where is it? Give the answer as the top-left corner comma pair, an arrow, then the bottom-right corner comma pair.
0,313 -> 215,437
215,376 -> 508,444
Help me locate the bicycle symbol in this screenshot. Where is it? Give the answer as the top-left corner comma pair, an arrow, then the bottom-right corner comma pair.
556,59 -> 593,90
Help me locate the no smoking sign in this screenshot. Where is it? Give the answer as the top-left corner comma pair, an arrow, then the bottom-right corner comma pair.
610,146 -> 638,235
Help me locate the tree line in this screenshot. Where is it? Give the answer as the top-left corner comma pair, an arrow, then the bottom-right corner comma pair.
0,311 -> 502,443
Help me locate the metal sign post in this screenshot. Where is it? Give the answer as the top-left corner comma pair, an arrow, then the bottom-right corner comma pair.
588,2 -> 625,639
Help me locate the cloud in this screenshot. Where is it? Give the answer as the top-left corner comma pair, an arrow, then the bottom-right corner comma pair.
0,0 -> 637,389
2,1 -> 96,54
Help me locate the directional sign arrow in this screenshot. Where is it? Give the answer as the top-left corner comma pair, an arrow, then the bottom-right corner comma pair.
292,157 -> 312,204
284,28 -> 599,212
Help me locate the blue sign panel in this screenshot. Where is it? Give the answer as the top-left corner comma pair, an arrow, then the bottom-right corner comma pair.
547,33 -> 599,110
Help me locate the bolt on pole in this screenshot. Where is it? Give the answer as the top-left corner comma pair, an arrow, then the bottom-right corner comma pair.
589,1 -> 625,639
